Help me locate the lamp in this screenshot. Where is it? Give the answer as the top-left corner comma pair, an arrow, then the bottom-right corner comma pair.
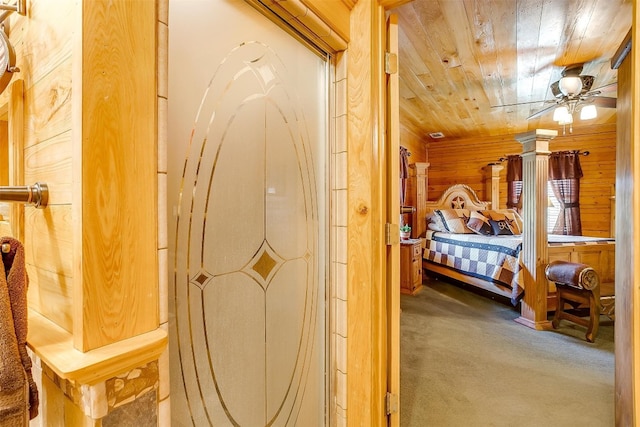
558,76 -> 583,96
580,104 -> 598,120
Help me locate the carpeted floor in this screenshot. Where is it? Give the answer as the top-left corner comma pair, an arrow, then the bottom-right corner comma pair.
400,275 -> 614,427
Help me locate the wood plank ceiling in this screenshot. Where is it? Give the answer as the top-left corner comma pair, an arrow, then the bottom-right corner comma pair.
393,0 -> 633,141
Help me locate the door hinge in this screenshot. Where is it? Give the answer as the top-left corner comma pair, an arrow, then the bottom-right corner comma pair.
385,223 -> 399,246
385,52 -> 398,75
386,392 -> 398,415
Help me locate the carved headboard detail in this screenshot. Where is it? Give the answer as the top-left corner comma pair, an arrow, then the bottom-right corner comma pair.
425,184 -> 491,214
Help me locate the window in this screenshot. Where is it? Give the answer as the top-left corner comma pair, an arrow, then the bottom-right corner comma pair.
547,182 -> 561,233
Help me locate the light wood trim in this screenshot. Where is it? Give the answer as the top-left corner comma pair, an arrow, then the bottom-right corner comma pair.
0,121 -> 7,186
614,18 -> 637,426
256,0 -> 348,52
27,309 -> 167,385
483,163 -> 503,209
610,184 -> 615,238
72,0 -> 83,352
76,0 -> 157,351
8,79 -> 24,241
409,161 -> 429,238
347,0 -> 386,424
632,12 -> 640,423
515,129 -> 556,330
340,0 -> 356,9
373,4 -> 386,422
378,0 -> 413,9
385,12 -> 400,427
301,0 -> 350,42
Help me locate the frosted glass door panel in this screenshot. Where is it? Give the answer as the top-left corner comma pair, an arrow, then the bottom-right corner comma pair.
167,1 -> 327,426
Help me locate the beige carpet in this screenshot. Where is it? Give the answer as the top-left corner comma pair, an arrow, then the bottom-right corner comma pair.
400,275 -> 614,427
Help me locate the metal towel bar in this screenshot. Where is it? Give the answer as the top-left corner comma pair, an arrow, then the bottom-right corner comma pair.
0,182 -> 49,208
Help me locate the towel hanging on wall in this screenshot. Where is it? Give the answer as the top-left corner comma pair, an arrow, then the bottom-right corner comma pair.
0,237 -> 38,423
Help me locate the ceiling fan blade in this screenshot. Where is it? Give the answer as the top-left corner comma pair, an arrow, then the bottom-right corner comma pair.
550,81 -> 562,98
591,96 -> 617,108
527,103 -> 557,120
593,82 -> 617,93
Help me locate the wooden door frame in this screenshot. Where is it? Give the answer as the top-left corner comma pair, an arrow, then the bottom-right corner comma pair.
614,8 -> 640,424
346,1 -> 408,425
384,12 -> 401,427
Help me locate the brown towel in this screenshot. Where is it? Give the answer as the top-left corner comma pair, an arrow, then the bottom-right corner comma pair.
0,237 -> 38,421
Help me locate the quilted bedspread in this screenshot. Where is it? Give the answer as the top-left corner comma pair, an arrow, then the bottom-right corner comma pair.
423,230 -> 525,305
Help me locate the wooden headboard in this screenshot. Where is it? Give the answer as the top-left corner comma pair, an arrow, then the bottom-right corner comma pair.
421,184 -> 491,229
425,184 -> 490,214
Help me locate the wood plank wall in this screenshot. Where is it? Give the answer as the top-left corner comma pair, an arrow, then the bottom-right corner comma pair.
400,124 -> 426,164
0,0 -> 76,332
426,123 -> 616,237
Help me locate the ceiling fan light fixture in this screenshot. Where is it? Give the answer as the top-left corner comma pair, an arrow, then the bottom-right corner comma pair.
559,76 -> 583,96
553,106 -> 569,122
580,104 -> 598,120
558,111 -> 573,125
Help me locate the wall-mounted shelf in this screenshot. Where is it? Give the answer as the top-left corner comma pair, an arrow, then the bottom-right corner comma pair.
0,182 -> 48,208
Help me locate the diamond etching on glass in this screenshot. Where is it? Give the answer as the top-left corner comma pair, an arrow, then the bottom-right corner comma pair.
252,249 -> 277,280
190,270 -> 212,290
245,240 -> 284,289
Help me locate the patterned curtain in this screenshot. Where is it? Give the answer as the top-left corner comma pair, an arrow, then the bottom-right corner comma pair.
400,146 -> 410,206
506,155 -> 523,213
549,150 -> 583,235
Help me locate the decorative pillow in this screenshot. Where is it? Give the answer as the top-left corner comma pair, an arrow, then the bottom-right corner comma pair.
428,222 -> 444,232
426,212 -> 447,232
489,218 -> 514,235
466,211 -> 493,235
480,209 -> 523,235
433,209 -> 472,234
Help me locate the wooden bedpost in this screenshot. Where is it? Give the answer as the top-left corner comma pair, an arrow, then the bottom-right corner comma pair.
409,162 -> 429,238
482,163 -> 503,209
514,129 -> 557,330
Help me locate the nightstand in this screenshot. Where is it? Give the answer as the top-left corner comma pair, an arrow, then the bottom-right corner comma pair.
400,238 -> 423,295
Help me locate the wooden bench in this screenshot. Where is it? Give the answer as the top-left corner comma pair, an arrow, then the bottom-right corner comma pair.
545,260 -> 601,342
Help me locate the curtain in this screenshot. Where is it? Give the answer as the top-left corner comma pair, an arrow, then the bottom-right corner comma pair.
400,146 -> 410,206
506,155 -> 523,213
549,150 -> 583,235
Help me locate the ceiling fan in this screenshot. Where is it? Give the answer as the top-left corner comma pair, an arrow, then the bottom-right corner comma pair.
527,63 -> 617,132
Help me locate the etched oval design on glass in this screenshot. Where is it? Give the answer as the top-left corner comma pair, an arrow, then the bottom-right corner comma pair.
172,40 -> 320,426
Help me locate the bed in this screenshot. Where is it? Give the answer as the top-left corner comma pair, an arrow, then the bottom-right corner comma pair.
420,184 -> 615,309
